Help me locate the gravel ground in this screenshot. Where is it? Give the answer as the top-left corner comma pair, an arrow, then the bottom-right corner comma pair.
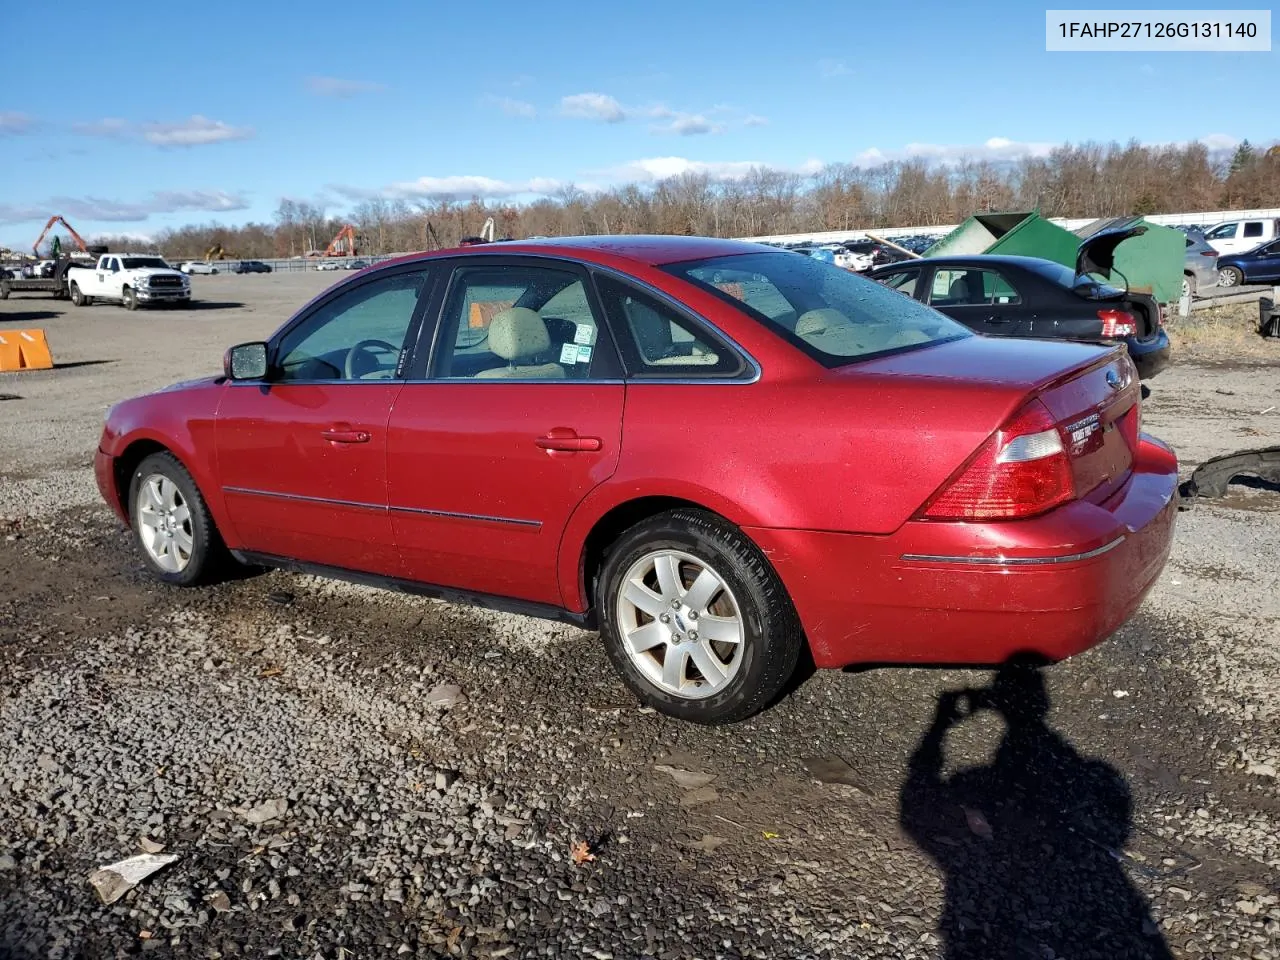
2,278 -> 1279,959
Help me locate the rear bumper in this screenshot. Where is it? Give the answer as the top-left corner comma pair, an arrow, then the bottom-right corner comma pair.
747,435 -> 1178,669
1127,329 -> 1170,380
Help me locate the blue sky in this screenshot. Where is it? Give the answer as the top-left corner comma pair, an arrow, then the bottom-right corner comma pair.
1,0 -> 1274,248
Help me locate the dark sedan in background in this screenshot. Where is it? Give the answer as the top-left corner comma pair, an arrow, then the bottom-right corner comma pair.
233,260 -> 273,274
868,248 -> 1170,380
1216,238 -> 1280,288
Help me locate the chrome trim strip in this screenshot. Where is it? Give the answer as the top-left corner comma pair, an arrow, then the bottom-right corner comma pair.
224,486 -> 384,512
222,486 -> 541,528
390,503 -> 541,529
899,536 -> 1126,566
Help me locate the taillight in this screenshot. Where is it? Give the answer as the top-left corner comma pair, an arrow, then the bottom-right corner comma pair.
922,400 -> 1075,521
1098,308 -> 1137,338
1200,250 -> 1217,257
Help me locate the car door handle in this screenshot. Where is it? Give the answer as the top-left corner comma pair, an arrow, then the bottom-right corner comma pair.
535,430 -> 602,452
321,428 -> 371,444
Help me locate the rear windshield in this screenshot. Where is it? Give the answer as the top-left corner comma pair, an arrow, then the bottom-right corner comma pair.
1023,259 -> 1125,300
122,257 -> 169,270
664,251 -> 969,366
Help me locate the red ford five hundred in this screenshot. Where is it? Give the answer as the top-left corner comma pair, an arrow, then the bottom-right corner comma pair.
96,236 -> 1178,723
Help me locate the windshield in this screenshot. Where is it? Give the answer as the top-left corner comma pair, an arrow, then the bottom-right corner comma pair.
122,257 -> 169,270
664,251 -> 969,366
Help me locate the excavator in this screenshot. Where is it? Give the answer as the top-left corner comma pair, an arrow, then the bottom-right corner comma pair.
324,224 -> 358,257
205,244 -> 236,260
32,215 -> 97,258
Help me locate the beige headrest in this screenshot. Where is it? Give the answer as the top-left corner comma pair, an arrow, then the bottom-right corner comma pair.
795,308 -> 851,338
488,307 -> 550,361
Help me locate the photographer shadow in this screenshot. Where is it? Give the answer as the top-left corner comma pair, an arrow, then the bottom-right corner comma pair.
899,661 -> 1172,960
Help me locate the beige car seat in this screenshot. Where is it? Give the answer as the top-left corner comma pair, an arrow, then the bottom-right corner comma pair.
475,307 -> 565,379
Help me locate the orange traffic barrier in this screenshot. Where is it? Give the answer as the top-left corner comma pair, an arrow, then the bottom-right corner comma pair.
0,329 -> 54,371
468,299 -> 515,329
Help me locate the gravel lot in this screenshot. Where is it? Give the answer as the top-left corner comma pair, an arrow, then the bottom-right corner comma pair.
2,275 -> 1278,959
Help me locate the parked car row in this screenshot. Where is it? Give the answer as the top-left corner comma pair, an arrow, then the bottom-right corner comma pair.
867,224 -> 1170,380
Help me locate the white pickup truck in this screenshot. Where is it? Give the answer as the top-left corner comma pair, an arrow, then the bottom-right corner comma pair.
1201,217 -> 1280,255
66,254 -> 191,310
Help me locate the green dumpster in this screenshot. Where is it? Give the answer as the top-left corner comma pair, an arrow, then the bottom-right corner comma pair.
1073,217 -> 1184,304
924,211 -> 1080,266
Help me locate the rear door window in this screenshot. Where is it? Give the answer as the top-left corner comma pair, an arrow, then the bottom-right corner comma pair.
594,274 -> 743,377
1243,221 -> 1265,238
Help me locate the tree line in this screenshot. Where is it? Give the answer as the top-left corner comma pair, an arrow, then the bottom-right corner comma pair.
95,139 -> 1280,259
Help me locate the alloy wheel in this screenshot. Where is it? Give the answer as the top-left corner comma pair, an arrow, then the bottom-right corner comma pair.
136,474 -> 194,573
615,549 -> 745,700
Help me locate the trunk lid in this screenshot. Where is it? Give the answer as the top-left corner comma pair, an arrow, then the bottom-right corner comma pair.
1036,352 -> 1140,504
1076,223 -> 1147,279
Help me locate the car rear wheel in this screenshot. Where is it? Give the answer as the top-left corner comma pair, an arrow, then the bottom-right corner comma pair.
597,509 -> 803,724
1218,266 -> 1244,288
122,287 -> 137,310
1181,274 -> 1195,299
129,452 -> 228,586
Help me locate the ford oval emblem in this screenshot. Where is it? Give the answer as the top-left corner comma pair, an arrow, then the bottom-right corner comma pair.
1105,369 -> 1121,390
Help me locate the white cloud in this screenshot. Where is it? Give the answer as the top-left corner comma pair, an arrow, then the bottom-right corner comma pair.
143,116 -> 254,147
334,175 -> 564,202
561,94 -> 742,135
852,137 -> 1057,167
485,95 -> 537,119
306,76 -> 387,97
71,117 -> 131,138
818,58 -> 851,78
1195,133 -> 1240,152
0,191 -> 250,225
73,115 -> 253,147
650,112 -> 724,136
608,156 -> 824,183
743,114 -> 769,127
560,92 -> 627,123
0,111 -> 35,135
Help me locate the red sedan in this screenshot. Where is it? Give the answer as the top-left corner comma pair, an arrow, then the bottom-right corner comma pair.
96,236 -> 1178,724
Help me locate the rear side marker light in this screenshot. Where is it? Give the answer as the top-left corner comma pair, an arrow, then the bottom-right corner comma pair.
1097,309 -> 1137,338
922,400 -> 1075,521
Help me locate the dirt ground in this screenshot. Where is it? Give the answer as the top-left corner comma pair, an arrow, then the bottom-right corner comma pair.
1,275 -> 1278,959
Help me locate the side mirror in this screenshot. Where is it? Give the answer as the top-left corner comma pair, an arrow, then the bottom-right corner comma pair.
224,342 -> 268,381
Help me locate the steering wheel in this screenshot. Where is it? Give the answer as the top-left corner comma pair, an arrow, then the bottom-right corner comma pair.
344,339 -> 399,380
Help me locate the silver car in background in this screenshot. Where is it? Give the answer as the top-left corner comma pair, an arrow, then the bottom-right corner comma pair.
1182,231 -> 1219,299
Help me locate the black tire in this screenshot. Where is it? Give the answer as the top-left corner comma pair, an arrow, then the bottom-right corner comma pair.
1181,274 -> 1195,299
596,509 -> 804,724
211,268 -> 219,275
1218,266 -> 1244,288
0,280 -> 9,300
70,282 -> 85,306
127,451 -> 229,586
122,287 -> 138,310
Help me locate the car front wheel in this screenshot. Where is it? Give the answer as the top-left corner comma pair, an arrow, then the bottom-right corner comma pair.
1218,266 -> 1244,287
597,509 -> 803,724
128,452 -> 228,585
122,287 -> 137,310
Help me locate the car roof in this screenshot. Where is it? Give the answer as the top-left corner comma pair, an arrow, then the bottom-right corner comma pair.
870,254 -> 1064,272
381,235 -> 771,269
